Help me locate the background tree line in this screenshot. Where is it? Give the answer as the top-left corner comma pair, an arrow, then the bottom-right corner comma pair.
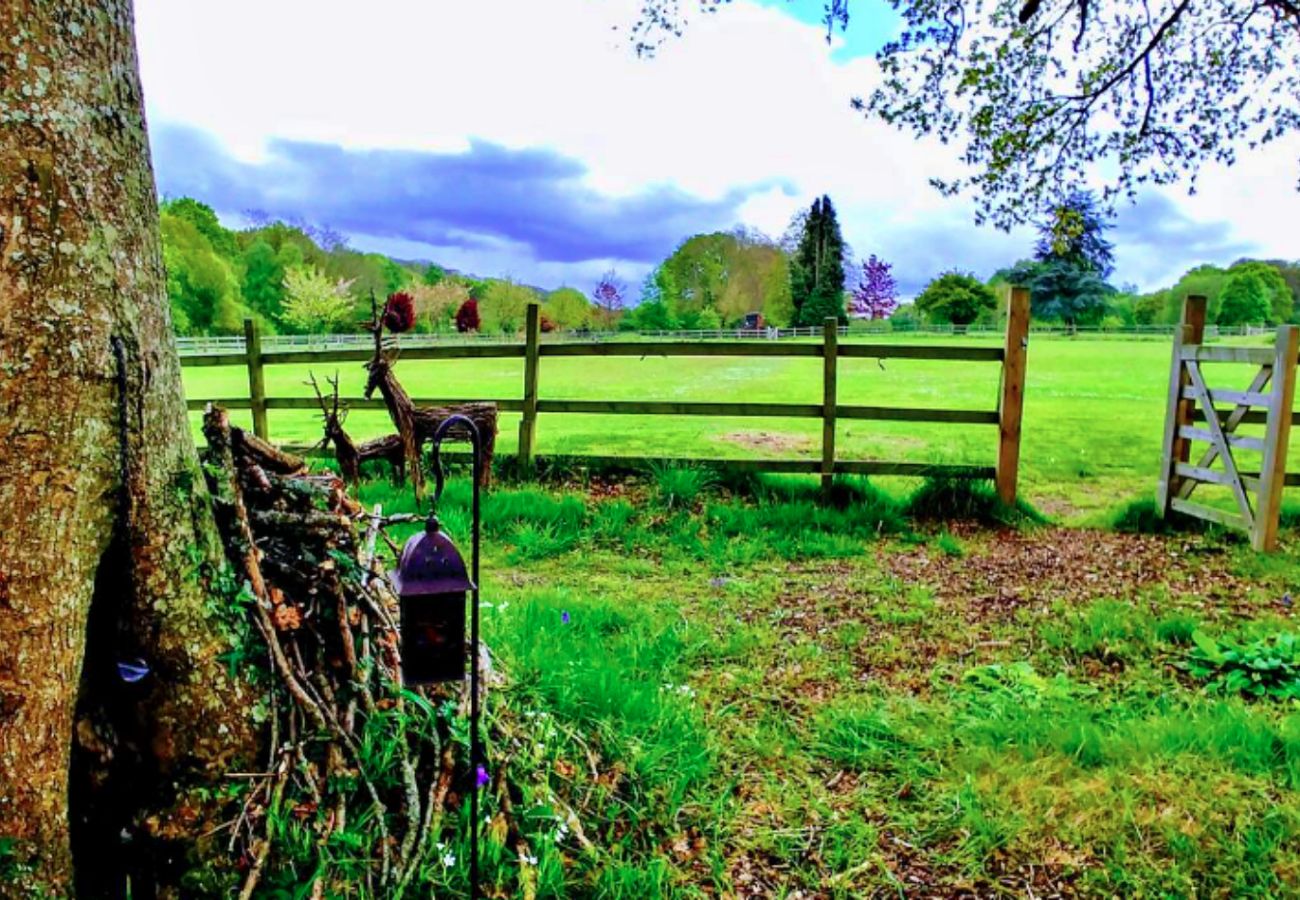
159,197 -> 603,336
160,195 -> 869,337
907,192 -> 1299,332
163,193 -> 1299,338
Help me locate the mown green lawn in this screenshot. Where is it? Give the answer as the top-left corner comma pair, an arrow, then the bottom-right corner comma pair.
183,332 -> 1294,522
355,472 -> 1300,898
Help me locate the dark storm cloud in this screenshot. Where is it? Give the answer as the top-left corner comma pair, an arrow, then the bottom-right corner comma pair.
1113,193 -> 1248,256
874,193 -> 1257,297
151,124 -> 778,264
869,221 -> 1031,297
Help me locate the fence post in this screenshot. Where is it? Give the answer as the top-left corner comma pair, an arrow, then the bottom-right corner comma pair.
518,302 -> 541,473
995,288 -> 1030,506
244,318 -> 269,441
821,317 -> 838,495
1252,325 -> 1298,551
1156,295 -> 1207,517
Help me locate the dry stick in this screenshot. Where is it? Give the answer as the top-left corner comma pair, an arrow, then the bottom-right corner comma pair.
290,644 -> 394,885
294,736 -> 332,900
497,716 -> 596,855
332,577 -> 374,715
376,578 -> 420,879
230,639 -> 283,856
394,750 -> 422,884
360,504 -> 383,584
329,743 -> 348,835
226,778 -> 268,854
398,734 -> 459,893
330,588 -> 361,695
255,615 -> 329,733
295,742 -> 323,808
358,579 -> 403,677
375,511 -> 421,527
309,669 -> 343,732
266,620 -> 386,885
493,755 -> 539,900
380,530 -> 403,559
353,584 -> 400,682
354,579 -> 399,635
357,507 -> 379,673
233,427 -> 307,475
252,509 -> 354,531
353,583 -> 377,702
238,753 -> 290,900
275,624 -> 395,887
369,592 -> 419,881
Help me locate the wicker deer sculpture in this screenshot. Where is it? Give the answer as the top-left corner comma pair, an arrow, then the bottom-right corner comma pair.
362,293 -> 498,493
309,372 -> 407,484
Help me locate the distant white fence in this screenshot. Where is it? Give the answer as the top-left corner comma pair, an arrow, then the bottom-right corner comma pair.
175,322 -> 1249,356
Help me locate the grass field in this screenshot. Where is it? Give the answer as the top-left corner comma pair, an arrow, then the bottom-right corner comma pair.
183,332 -> 1295,522
352,472 -> 1300,898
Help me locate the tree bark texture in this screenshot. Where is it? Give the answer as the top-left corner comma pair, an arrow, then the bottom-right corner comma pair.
0,1 -> 254,891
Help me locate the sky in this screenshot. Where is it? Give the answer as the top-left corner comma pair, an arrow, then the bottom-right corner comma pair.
133,0 -> 1297,298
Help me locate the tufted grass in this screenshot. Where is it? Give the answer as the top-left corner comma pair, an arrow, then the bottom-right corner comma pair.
349,471 -> 1300,898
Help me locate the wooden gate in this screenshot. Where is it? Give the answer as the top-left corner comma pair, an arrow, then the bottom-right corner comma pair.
1157,295 -> 1299,550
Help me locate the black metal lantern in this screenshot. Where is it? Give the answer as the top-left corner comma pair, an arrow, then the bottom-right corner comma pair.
391,516 -> 474,684
394,413 -> 485,899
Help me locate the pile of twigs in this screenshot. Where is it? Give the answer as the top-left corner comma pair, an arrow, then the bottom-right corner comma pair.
200,405 -> 483,897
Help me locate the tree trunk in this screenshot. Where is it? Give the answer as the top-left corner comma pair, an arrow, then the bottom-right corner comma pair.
0,2 -> 254,892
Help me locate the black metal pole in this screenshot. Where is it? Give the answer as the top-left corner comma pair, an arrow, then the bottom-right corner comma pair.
430,416 -> 483,900
469,432 -> 481,900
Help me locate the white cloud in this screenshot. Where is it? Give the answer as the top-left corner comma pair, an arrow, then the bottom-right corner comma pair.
134,0 -> 1299,291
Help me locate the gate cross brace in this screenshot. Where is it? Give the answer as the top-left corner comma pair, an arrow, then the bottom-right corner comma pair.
1184,360 -> 1255,527
1177,363 -> 1273,501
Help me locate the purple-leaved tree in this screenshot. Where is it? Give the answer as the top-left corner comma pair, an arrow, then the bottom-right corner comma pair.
850,255 -> 899,320
591,270 -> 627,329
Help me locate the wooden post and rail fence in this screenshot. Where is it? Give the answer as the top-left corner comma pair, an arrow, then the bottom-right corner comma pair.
183,291 -> 1032,503
1157,294 -> 1300,551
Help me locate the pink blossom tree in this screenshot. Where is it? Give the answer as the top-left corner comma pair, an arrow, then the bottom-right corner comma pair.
850,255 -> 899,320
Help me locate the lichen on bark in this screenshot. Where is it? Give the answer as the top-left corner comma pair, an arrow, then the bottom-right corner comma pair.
0,1 -> 257,891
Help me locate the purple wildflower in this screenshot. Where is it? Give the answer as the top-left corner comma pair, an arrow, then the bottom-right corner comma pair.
476,765 -> 489,788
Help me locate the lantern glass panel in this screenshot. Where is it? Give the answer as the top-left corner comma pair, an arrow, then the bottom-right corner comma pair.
401,590 -> 467,684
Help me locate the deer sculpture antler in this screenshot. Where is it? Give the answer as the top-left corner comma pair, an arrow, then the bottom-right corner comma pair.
306,370 -> 350,452
326,372 -> 348,430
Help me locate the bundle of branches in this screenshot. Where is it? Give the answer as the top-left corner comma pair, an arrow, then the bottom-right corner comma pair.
194,405 -> 530,897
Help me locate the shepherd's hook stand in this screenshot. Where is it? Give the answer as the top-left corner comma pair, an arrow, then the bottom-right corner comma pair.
431,415 -> 483,900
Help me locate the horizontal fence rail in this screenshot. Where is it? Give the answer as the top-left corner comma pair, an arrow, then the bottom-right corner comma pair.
183,296 -> 1032,501
175,321 -> 1253,357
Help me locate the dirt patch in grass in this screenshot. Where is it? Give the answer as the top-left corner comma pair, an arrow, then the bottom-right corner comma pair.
724,527 -> 1260,696
720,430 -> 815,454
883,527 -> 1248,619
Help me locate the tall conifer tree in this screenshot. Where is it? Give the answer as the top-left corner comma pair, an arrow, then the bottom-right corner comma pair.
789,195 -> 847,326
